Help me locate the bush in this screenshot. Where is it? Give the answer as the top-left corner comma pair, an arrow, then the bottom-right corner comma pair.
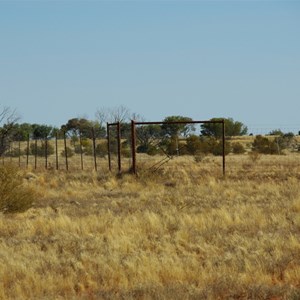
211,140 -> 231,156
0,164 -> 35,213
232,142 -> 246,154
5,147 -> 24,157
252,135 -> 278,154
186,135 -> 203,155
61,146 -> 74,157
95,142 -> 107,157
29,141 -> 55,156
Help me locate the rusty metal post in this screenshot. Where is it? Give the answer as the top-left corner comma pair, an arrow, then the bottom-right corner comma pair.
26,134 -> 29,168
9,142 -> 12,162
92,128 -> 97,171
131,120 -> 137,174
107,123 -> 111,172
55,133 -> 59,170
45,137 -> 48,169
117,121 -> 121,173
34,139 -> 37,170
64,131 -> 69,171
79,132 -> 83,170
222,119 -> 226,176
18,140 -> 21,167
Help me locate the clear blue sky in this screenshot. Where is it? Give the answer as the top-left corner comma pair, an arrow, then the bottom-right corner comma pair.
1,0 -> 299,133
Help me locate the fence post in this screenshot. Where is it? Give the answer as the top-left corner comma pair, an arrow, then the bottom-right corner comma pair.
64,131 -> 68,171
92,128 -> 97,171
107,123 -> 111,171
26,135 -> 30,168
117,122 -> 121,173
55,133 -> 59,170
9,142 -> 12,162
79,131 -> 84,171
34,139 -> 37,170
45,137 -> 48,169
222,119 -> 226,176
131,120 -> 137,174
18,140 -> 21,167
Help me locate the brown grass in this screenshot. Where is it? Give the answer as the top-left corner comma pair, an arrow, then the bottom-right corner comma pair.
0,154 -> 300,299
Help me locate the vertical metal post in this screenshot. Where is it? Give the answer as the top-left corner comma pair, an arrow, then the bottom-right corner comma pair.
92,128 -> 97,171
26,135 -> 30,168
45,137 -> 48,169
131,120 -> 137,174
9,142 -> 12,162
222,119 -> 226,176
18,140 -> 21,167
64,131 -> 69,171
107,123 -> 111,172
117,121 -> 121,173
55,133 -> 59,170
34,139 -> 37,170
79,132 -> 83,170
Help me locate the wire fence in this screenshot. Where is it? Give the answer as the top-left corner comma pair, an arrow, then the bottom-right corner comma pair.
1,123 -> 300,177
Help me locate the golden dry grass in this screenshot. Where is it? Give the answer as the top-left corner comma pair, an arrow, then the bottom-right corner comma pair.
0,154 -> 300,299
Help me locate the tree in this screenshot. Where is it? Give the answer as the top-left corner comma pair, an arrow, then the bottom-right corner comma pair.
161,116 -> 195,138
136,124 -> 162,153
32,124 -> 54,140
0,107 -> 19,156
10,123 -> 33,141
61,118 -> 105,139
95,105 -> 131,125
201,118 -> 248,137
160,116 -> 195,156
268,129 -> 284,136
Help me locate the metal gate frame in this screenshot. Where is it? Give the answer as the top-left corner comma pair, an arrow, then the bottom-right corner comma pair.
130,119 -> 226,176
107,122 -> 121,173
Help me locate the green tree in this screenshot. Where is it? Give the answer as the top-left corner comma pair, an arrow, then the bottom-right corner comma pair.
62,118 -> 105,139
201,118 -> 248,137
136,124 -> 162,153
10,123 -> 33,141
161,116 -> 195,138
32,124 -> 54,140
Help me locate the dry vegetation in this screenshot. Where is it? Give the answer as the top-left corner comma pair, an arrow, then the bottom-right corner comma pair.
0,154 -> 300,299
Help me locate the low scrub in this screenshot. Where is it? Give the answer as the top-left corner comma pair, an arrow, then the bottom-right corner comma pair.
0,164 -> 35,213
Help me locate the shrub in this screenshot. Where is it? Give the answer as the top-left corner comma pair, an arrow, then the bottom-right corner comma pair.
61,146 -> 74,157
211,140 -> 231,156
186,135 -> 203,155
252,135 -> 278,154
232,142 -> 246,154
29,141 -> 55,156
95,142 -> 107,157
0,164 -> 35,213
5,147 -> 24,157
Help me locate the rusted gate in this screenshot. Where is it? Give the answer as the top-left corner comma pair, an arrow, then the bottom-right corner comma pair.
130,119 -> 226,176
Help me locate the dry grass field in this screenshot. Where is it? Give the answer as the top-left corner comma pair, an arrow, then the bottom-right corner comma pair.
0,153 -> 300,299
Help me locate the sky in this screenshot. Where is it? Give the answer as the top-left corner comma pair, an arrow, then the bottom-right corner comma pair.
0,0 -> 299,134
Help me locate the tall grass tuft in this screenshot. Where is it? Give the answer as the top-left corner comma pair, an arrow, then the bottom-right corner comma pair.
0,164 -> 35,213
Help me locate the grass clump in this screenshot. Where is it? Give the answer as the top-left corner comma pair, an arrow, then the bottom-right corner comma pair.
0,164 -> 35,213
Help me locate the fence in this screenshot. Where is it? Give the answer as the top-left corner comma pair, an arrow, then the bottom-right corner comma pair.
2,121 -> 300,176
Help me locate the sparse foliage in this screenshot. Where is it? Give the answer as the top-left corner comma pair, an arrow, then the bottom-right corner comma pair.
0,107 -> 19,156
232,142 -> 246,154
0,164 -> 35,213
252,135 -> 279,154
201,117 -> 248,137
